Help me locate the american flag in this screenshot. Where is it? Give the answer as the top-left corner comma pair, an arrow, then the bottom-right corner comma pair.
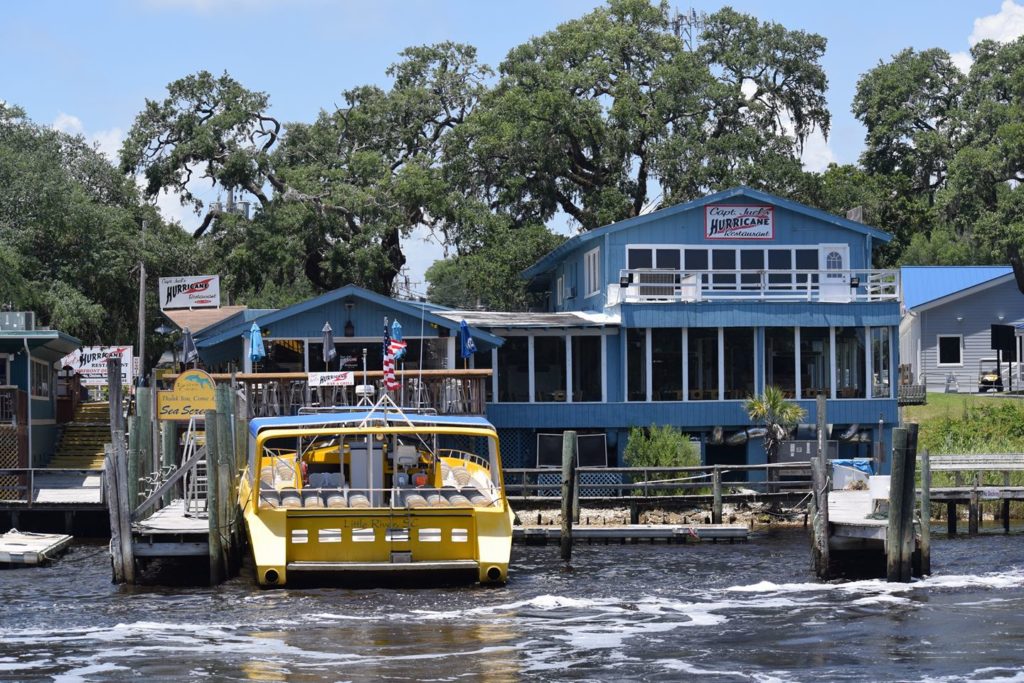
383,318 -> 400,391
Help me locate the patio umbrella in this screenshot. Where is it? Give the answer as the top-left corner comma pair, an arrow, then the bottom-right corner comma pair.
249,323 -> 266,367
181,327 -> 200,369
321,322 -> 337,370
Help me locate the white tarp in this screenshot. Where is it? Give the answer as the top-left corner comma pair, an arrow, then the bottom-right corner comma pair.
159,275 -> 221,310
60,346 -> 134,386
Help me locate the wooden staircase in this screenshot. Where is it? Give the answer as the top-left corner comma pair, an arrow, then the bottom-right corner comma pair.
49,402 -> 110,470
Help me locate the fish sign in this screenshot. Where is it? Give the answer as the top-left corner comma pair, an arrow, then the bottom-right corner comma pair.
157,369 -> 218,421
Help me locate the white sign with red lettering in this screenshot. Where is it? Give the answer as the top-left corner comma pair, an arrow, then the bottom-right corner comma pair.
704,205 -> 775,240
159,275 -> 221,310
59,346 -> 134,386
308,372 -> 355,387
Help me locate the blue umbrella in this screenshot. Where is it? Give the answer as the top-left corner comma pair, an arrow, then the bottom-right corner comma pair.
249,323 -> 266,365
459,320 -> 477,359
321,322 -> 337,369
182,327 -> 199,368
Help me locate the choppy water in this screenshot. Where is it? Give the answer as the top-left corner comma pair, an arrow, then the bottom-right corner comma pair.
4,528 -> 1024,682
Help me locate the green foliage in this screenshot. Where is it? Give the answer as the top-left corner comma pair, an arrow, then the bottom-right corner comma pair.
745,386 -> 806,460
623,424 -> 699,468
919,401 -> 1024,454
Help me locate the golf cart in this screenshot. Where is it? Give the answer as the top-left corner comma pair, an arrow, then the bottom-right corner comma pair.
978,358 -> 1004,392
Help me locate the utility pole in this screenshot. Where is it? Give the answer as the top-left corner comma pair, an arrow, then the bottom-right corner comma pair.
137,219 -> 146,386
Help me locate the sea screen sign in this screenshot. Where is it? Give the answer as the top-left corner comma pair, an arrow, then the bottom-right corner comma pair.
704,205 -> 775,240
159,275 -> 221,310
157,369 -> 217,421
60,346 -> 134,386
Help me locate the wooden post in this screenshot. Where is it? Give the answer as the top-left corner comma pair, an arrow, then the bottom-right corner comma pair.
920,446 -> 931,575
810,457 -> 829,578
107,357 -> 123,439
712,466 -> 722,525
571,468 -> 581,524
104,444 -> 124,583
968,472 -> 980,536
161,422 -> 177,507
127,415 -> 140,508
560,430 -> 577,562
114,432 -> 135,584
886,427 -> 908,582
215,397 -> 233,573
205,410 -> 223,585
947,502 -> 957,536
815,394 -> 828,462
136,387 -> 153,504
899,424 -> 918,579
1003,499 -> 1011,534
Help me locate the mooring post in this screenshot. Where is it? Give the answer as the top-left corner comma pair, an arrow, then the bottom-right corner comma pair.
215,390 -> 234,573
127,415 -> 140,507
712,466 -> 723,525
205,410 -> 223,585
920,447 -> 931,575
560,430 -> 577,561
104,444 -> 124,583
161,422 -> 177,506
969,472 -> 980,536
899,424 -> 918,580
571,467 -> 581,525
810,457 -> 829,578
137,387 -> 153,500
947,501 -> 957,536
886,427 -> 908,582
115,431 -> 135,584
107,357 -> 123,441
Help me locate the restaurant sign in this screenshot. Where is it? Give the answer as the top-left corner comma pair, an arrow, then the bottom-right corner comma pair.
308,372 -> 355,387
704,205 -> 774,240
157,369 -> 217,421
159,275 -> 221,310
59,346 -> 134,386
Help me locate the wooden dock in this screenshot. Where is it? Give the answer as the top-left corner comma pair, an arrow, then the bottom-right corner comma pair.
0,529 -> 73,566
133,499 -> 210,558
515,523 -> 748,545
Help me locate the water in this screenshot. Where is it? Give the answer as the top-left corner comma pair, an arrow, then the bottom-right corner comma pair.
4,529 -> 1024,682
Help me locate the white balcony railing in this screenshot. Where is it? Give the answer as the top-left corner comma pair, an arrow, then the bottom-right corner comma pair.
608,268 -> 900,305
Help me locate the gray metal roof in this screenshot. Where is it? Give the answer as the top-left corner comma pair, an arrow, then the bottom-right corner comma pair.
437,310 -> 619,329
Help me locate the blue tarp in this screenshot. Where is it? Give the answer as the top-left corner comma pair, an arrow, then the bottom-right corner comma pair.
249,411 -> 495,437
831,458 -> 873,475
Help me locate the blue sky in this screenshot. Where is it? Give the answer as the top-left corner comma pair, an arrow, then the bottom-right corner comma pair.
3,0 -> 1023,292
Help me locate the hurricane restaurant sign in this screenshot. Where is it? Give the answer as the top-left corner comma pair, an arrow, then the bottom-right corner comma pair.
704,205 -> 774,240
157,369 -> 217,421
159,275 -> 221,310
60,346 -> 134,386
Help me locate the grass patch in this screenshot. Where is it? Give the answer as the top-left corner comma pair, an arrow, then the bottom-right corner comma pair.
905,393 -> 1024,454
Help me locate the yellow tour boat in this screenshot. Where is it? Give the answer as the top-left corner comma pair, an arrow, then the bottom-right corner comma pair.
238,401 -> 514,587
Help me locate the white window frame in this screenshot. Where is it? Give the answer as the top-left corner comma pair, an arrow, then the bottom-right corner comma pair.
31,358 -> 51,399
556,276 -> 564,307
936,334 -> 963,367
584,247 -> 601,298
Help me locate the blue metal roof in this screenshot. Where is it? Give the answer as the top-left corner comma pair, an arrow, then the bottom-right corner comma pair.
521,186 -> 893,279
900,266 -> 1012,310
198,284 -> 504,349
249,411 -> 496,437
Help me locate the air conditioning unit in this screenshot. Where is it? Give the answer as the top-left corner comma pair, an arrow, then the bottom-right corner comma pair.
635,271 -> 678,298
0,312 -> 35,331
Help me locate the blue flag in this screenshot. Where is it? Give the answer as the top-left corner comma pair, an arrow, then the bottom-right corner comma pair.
459,320 -> 477,358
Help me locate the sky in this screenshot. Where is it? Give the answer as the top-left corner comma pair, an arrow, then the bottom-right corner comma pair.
3,0 -> 1024,294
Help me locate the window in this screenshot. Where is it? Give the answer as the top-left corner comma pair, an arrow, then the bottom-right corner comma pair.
836,327 -> 866,398
31,359 -> 51,398
723,328 -> 755,399
0,354 -> 9,386
497,336 -> 530,402
937,335 -> 962,367
765,328 -> 796,397
652,329 -> 683,401
627,248 -> 653,269
584,248 -> 600,297
687,329 -> 718,400
534,336 -> 567,402
626,329 -> 647,401
556,276 -> 563,307
800,328 -> 831,399
571,336 -> 602,402
871,327 -> 891,398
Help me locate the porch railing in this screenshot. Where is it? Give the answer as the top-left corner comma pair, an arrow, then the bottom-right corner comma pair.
608,268 -> 900,304
0,387 -> 17,426
166,370 -> 491,418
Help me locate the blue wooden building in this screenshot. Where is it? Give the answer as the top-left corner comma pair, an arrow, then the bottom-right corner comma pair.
441,187 -> 902,471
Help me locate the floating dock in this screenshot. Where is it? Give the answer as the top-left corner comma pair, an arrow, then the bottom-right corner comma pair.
0,529 -> 73,566
515,523 -> 748,545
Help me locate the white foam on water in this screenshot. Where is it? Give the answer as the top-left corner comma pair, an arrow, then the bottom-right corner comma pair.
52,662 -> 129,682
725,569 -> 1024,600
0,659 -> 52,672
920,666 -> 1024,683
848,594 -> 913,606
656,657 -> 797,682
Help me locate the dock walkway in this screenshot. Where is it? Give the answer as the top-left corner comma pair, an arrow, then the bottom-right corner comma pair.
514,523 -> 748,545
133,499 -> 210,558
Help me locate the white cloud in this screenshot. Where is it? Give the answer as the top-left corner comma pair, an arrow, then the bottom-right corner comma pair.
800,128 -> 837,173
951,0 -> 1024,72
51,112 -> 124,163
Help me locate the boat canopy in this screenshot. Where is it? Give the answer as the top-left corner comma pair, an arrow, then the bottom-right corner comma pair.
248,411 -> 496,438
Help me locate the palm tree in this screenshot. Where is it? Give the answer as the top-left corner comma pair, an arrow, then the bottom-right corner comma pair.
745,385 -> 806,463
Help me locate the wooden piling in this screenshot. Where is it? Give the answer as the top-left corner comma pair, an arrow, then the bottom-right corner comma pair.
899,424 -> 918,579
104,444 -> 124,583
215,394 -> 233,572
127,415 -> 140,507
560,430 -> 577,561
136,387 -> 153,501
107,358 -> 123,439
920,446 -> 931,575
1003,499 -> 1011,534
947,502 -> 957,536
968,472 -> 980,535
712,466 -> 723,525
810,458 -> 829,578
886,427 -> 908,582
114,433 -> 135,584
205,410 -> 223,584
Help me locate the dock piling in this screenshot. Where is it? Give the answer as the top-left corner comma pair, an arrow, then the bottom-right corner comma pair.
886,427 -> 912,582
712,466 -> 722,525
920,446 -> 931,575
968,472 -> 980,535
560,430 -> 577,561
205,410 -> 223,585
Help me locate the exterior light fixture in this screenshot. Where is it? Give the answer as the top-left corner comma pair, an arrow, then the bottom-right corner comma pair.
619,275 -> 630,288
848,276 -> 860,288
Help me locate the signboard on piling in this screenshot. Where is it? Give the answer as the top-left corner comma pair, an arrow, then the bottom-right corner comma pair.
157,369 -> 217,421
704,205 -> 775,240
308,372 -> 354,387
159,275 -> 221,310
59,346 -> 134,386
